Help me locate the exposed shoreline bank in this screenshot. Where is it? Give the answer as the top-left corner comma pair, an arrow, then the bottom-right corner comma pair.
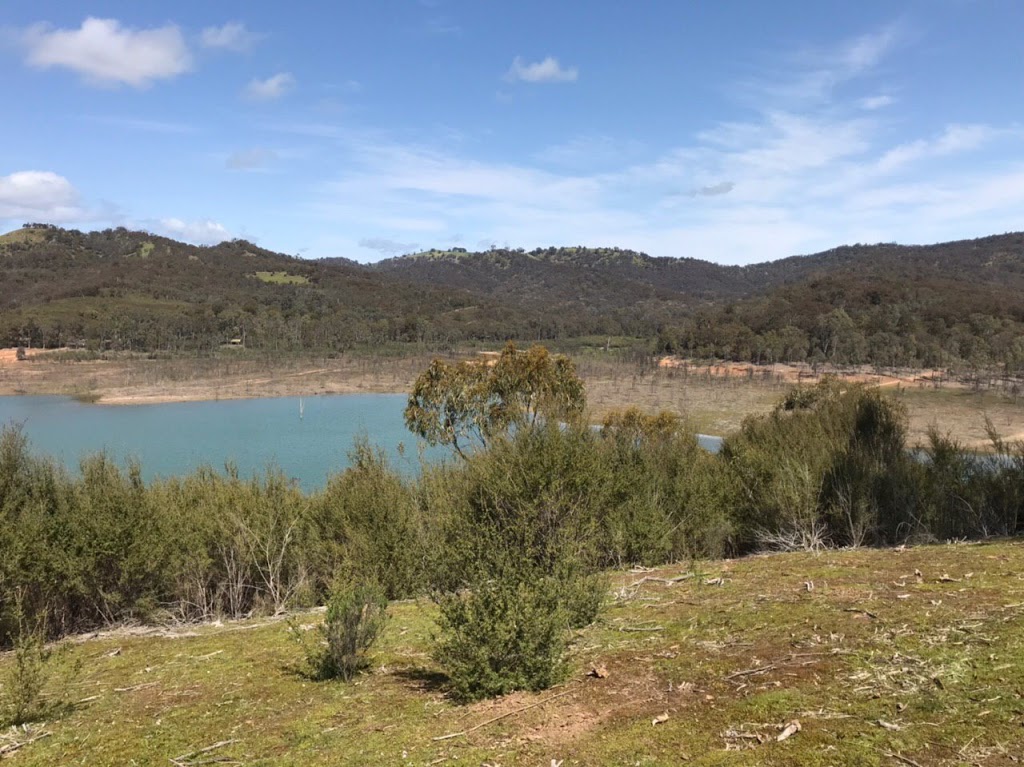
1,351 -> 1022,448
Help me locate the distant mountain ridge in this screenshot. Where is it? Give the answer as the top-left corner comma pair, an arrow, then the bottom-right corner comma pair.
2,224 -> 1023,369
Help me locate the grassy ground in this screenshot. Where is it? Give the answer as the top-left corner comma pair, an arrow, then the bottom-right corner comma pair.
3,541 -> 1023,765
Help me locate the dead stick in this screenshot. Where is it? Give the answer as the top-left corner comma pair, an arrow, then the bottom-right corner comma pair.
885,753 -> 924,767
432,685 -> 578,741
843,607 -> 879,620
170,739 -> 239,764
725,664 -> 777,681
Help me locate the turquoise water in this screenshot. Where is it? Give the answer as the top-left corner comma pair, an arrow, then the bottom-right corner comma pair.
0,394 -> 445,490
0,395 -> 726,490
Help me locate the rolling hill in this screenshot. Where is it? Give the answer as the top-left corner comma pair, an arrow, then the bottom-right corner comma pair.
2,224 -> 1023,369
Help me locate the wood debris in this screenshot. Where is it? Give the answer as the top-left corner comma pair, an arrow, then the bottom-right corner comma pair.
776,720 -> 801,742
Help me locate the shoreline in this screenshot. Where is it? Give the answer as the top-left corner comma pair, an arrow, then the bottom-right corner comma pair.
1,353 -> 1022,448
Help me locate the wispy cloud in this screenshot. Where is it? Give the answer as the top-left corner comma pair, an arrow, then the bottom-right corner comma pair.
84,115 -> 196,134
244,72 -> 295,101
505,56 -> 578,84
22,17 -> 192,87
689,182 -> 735,197
859,94 -> 895,110
358,237 -> 420,255
201,22 -> 261,52
225,147 -> 278,171
875,124 -> 1000,174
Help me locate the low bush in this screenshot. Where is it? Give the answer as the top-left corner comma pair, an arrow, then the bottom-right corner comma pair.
292,579 -> 388,681
430,424 -> 606,700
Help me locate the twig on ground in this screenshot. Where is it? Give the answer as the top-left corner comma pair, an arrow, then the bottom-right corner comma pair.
725,664 -> 777,681
0,732 -> 51,756
432,684 -> 579,741
885,753 -> 924,767
169,738 -> 239,766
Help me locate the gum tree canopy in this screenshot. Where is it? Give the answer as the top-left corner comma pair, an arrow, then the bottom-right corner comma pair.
403,342 -> 586,458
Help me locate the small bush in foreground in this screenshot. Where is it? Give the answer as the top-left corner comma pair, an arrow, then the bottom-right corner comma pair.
430,424 -> 606,701
293,579 -> 388,681
0,602 -> 77,727
434,574 -> 574,701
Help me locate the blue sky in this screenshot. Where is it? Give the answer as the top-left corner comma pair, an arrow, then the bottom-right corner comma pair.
1,1 -> 1022,264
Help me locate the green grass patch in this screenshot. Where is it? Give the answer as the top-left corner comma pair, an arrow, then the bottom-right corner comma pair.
5,541 -> 1023,765
0,228 -> 48,247
254,271 -> 310,285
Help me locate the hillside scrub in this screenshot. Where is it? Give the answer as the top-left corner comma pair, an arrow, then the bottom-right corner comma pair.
1,382 -> 1022,701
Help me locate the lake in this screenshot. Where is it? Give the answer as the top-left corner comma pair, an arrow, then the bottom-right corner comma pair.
0,395 -> 725,490
0,394 -> 445,490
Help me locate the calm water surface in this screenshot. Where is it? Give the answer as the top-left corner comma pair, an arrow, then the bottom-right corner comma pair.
0,395 -> 725,490
0,394 -> 444,490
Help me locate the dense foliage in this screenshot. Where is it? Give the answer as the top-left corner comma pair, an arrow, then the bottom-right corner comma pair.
2,377 -> 1022,700
3,225 -> 1024,370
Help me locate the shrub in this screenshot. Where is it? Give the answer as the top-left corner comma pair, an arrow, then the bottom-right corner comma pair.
723,379 -> 913,550
597,408 -> 733,564
0,600 -> 76,727
430,424 -> 606,700
434,575 -> 572,701
312,439 -> 424,600
293,579 -> 389,681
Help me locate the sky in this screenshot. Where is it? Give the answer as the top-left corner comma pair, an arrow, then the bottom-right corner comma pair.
1,1 -> 1022,264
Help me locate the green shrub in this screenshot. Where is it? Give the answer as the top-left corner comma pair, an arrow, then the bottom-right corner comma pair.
312,439 -> 424,600
430,424 -> 606,700
597,408 -> 733,564
434,574 -> 572,701
723,379 -> 914,550
0,600 -> 77,727
293,579 -> 389,681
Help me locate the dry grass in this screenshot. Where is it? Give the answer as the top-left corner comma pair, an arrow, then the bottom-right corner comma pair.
3,541 -> 1023,765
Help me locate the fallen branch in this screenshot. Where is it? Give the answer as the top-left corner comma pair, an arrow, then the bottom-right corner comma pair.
885,753 -> 924,767
725,664 -> 777,681
618,625 -> 665,633
629,573 -> 694,588
169,739 -> 239,766
0,732 -> 51,756
432,684 -> 579,741
843,607 -> 879,620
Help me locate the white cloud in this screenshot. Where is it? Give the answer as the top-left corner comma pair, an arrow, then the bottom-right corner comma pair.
876,124 -> 999,173
23,17 -> 192,87
505,56 -> 578,84
244,72 -> 295,101
839,24 -> 903,75
279,23 -> 1024,264
158,218 -> 231,245
860,94 -> 895,110
0,171 -> 83,222
200,22 -> 260,52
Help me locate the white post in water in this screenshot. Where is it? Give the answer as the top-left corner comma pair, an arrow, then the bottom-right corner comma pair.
299,397 -> 304,420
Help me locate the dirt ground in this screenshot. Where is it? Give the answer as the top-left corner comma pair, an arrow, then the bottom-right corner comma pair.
1,349 -> 1022,446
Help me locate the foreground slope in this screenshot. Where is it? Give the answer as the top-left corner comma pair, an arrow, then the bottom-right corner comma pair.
4,541 -> 1022,765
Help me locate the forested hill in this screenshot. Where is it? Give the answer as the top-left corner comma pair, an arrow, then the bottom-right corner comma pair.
0,225 -> 508,350
375,234 -> 1024,299
2,224 -> 1024,369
